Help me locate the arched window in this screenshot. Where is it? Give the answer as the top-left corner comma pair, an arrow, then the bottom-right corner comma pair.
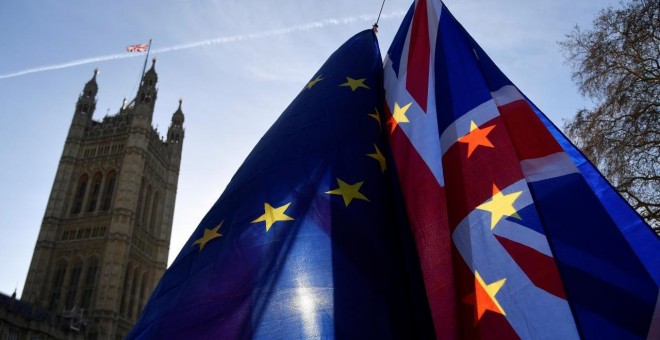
138,272 -> 149,316
149,192 -> 159,234
142,185 -> 153,227
87,172 -> 103,212
101,171 -> 117,211
136,179 -> 146,222
128,267 -> 140,319
71,174 -> 89,214
65,260 -> 83,309
120,264 -> 132,316
81,257 -> 99,309
49,260 -> 68,310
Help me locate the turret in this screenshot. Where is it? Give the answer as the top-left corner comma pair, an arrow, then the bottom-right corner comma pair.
136,58 -> 158,109
167,98 -> 185,145
75,68 -> 98,118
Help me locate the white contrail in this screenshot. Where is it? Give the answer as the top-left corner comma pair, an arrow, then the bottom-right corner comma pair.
0,12 -> 405,80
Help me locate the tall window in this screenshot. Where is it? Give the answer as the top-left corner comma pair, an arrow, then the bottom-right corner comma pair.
101,171 -> 117,211
50,261 -> 68,310
81,258 -> 98,309
86,172 -> 103,212
120,264 -> 132,316
65,262 -> 82,309
71,174 -> 88,214
142,185 -> 152,227
138,272 -> 149,316
149,192 -> 159,234
128,267 -> 140,319
136,179 -> 146,223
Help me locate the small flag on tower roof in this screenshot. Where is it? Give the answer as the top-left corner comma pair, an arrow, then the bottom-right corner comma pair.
126,43 -> 148,52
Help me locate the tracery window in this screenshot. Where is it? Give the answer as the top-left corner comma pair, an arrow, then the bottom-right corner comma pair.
49,260 -> 68,310
65,261 -> 83,309
71,174 -> 89,214
101,171 -> 116,211
81,258 -> 98,309
149,192 -> 160,234
87,172 -> 103,212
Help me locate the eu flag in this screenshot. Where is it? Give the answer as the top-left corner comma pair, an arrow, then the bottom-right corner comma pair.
384,1 -> 660,339
128,30 -> 433,339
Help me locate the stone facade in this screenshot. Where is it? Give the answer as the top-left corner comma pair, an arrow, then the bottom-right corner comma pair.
0,292 -> 83,340
20,60 -> 184,339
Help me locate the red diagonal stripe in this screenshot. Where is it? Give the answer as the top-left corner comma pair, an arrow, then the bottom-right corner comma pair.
442,117 -> 523,230
386,102 -> 457,339
495,236 -> 567,300
406,0 -> 431,112
498,100 -> 563,160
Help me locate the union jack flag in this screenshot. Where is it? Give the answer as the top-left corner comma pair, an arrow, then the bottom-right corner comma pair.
385,0 -> 659,339
126,43 -> 148,52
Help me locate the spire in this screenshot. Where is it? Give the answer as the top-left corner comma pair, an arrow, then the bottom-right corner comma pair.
171,98 -> 185,125
175,98 -> 183,115
75,68 -> 98,117
168,98 -> 185,144
145,58 -> 157,78
136,58 -> 158,106
83,68 -> 99,96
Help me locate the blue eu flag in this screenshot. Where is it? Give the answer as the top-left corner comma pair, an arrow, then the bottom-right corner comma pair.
128,30 -> 433,339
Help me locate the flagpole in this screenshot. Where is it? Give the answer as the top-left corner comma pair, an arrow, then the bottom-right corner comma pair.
373,0 -> 386,33
139,39 -> 153,86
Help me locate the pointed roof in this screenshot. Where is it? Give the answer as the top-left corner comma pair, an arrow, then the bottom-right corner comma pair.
172,98 -> 185,123
145,58 -> 158,78
84,68 -> 99,92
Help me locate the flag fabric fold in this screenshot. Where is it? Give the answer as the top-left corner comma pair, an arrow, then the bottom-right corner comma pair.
128,29 -> 434,339
384,1 -> 659,339
129,2 -> 660,339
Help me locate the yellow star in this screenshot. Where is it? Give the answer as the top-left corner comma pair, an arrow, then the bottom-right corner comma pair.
392,102 -> 411,123
306,75 -> 323,90
339,77 -> 370,91
366,144 -> 387,173
252,202 -> 294,232
367,108 -> 381,128
192,221 -> 224,251
326,179 -> 370,206
388,102 -> 412,133
477,184 -> 523,229
463,271 -> 507,320
458,121 -> 496,157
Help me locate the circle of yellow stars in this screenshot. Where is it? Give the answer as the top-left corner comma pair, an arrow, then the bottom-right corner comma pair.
192,73 -> 387,252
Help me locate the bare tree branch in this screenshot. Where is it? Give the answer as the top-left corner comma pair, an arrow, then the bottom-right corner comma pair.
561,0 -> 660,232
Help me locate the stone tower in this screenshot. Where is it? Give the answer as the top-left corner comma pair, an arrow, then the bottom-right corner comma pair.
22,60 -> 184,339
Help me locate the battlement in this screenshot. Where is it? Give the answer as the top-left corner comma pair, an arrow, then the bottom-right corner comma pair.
86,114 -> 132,140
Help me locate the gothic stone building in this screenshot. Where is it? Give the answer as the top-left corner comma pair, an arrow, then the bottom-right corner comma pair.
19,60 -> 184,339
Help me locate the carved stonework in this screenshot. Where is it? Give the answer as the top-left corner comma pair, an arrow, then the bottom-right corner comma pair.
21,64 -> 184,339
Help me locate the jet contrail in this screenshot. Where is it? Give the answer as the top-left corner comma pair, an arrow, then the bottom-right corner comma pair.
0,12 -> 405,80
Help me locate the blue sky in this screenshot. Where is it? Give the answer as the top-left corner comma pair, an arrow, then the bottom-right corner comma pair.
0,0 -> 613,297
